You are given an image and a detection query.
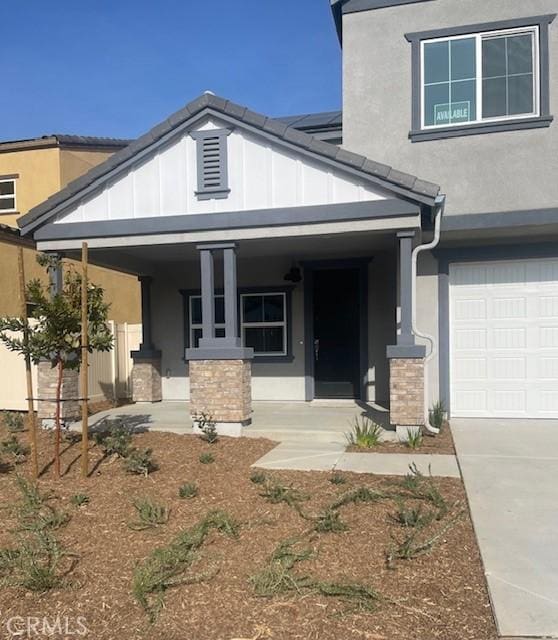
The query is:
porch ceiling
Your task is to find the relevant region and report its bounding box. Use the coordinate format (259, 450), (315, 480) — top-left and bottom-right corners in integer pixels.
(62, 228), (399, 276)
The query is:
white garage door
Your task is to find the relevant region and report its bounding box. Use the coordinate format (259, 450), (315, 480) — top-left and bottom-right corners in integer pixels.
(450, 258), (558, 418)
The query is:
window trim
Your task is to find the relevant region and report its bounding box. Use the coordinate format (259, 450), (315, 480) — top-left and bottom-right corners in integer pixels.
(180, 286), (294, 363)
(240, 292), (288, 357)
(0, 177), (17, 213)
(189, 293), (225, 348)
(406, 14), (555, 142)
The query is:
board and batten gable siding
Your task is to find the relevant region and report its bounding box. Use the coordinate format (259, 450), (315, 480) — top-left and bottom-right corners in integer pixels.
(53, 118), (386, 225)
(342, 0), (558, 216)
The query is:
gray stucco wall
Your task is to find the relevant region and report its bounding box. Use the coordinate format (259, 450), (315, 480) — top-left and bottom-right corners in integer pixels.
(149, 253), (397, 405)
(342, 0), (558, 216)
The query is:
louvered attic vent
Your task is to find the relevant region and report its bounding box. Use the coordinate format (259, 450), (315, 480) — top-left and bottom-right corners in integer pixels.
(191, 128), (232, 200)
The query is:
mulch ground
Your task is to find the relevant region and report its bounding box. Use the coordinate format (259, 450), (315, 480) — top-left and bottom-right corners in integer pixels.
(348, 423), (456, 455)
(0, 420), (495, 640)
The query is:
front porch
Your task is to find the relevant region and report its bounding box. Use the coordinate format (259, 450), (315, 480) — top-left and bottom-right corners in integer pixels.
(78, 399), (394, 445)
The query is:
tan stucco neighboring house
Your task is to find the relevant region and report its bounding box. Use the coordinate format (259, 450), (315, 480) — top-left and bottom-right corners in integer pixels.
(0, 134), (141, 322)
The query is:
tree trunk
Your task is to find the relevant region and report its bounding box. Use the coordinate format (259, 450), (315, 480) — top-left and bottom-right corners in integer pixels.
(54, 360), (63, 478)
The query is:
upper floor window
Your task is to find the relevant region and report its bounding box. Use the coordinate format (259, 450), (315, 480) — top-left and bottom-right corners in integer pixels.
(0, 178), (16, 212)
(406, 15), (555, 141)
(422, 27), (538, 129)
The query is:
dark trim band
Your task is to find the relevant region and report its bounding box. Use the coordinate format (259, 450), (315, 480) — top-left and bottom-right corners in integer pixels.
(34, 199), (420, 242)
(410, 116), (553, 142)
(442, 207), (558, 232)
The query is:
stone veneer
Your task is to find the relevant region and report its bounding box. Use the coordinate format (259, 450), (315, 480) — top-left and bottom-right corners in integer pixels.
(37, 361), (80, 425)
(189, 359), (252, 424)
(131, 358), (162, 403)
(389, 357), (425, 427)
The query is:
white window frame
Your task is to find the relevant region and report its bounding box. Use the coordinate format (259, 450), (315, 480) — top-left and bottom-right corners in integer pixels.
(240, 292), (287, 357)
(420, 25), (540, 130)
(189, 294), (225, 347)
(0, 178), (17, 212)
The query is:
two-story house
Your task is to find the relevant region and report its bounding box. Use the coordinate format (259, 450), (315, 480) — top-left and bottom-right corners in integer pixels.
(0, 134), (141, 323)
(15, 0), (557, 433)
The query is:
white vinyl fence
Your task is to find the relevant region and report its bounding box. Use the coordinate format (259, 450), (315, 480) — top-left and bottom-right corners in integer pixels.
(0, 323), (141, 411)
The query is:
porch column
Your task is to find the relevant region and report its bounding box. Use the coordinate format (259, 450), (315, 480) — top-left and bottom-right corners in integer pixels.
(37, 256), (80, 427)
(131, 275), (162, 403)
(387, 231), (426, 436)
(186, 242), (253, 436)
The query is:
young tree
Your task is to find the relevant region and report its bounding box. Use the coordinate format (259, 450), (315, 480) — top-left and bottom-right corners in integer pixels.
(0, 254), (113, 478)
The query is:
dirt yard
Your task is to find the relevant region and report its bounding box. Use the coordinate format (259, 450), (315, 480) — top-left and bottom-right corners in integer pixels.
(0, 418), (495, 640)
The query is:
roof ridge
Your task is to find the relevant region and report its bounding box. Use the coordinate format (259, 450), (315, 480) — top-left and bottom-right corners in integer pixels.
(18, 93), (440, 233)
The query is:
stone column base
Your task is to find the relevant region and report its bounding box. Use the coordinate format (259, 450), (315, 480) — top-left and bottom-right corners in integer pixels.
(37, 361), (80, 428)
(131, 356), (162, 403)
(189, 359), (252, 436)
(389, 357), (425, 429)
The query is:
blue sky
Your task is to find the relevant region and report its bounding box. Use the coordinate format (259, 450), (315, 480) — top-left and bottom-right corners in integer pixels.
(3, 0), (341, 141)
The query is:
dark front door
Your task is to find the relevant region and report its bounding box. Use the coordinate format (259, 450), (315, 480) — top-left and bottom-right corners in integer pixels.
(313, 268), (361, 399)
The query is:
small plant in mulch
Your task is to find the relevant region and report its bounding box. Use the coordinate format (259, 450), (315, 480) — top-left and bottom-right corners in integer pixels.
(251, 538), (379, 612)
(429, 401), (445, 432)
(329, 472), (346, 485)
(178, 482), (199, 499)
(70, 494), (90, 508)
(128, 497), (170, 531)
(260, 481), (309, 511)
(94, 422), (133, 458)
(405, 428), (423, 450)
(314, 509), (348, 534)
(199, 452), (215, 465)
(390, 500), (435, 529)
(330, 486), (387, 510)
(1, 435), (30, 464)
(250, 470), (267, 485)
(396, 464), (448, 520)
(132, 509), (240, 622)
(125, 448), (158, 476)
(345, 416), (383, 449)
(1, 411), (25, 433)
(195, 412), (219, 444)
(386, 511), (463, 569)
(0, 476), (76, 592)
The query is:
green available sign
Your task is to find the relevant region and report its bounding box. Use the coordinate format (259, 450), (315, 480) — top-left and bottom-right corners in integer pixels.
(434, 101), (471, 125)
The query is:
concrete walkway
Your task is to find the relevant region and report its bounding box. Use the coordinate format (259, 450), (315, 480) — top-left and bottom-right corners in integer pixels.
(452, 419), (558, 639)
(252, 441), (460, 478)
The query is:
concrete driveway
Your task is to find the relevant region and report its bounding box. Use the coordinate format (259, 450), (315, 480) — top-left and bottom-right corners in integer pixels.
(452, 419), (558, 639)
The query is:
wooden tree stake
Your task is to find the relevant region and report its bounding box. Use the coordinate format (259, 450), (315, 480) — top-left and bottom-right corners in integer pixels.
(80, 242), (89, 478)
(17, 247), (39, 479)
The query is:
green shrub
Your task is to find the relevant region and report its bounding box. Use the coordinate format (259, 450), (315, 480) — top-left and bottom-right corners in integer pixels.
(1, 435), (30, 463)
(329, 472), (347, 485)
(250, 470), (267, 485)
(405, 428), (423, 450)
(391, 501), (435, 529)
(314, 509), (348, 534)
(129, 497), (169, 531)
(94, 423), (132, 458)
(429, 401), (445, 431)
(178, 482), (199, 499)
(331, 486), (387, 510)
(345, 416), (383, 449)
(132, 510), (239, 621)
(70, 494), (90, 508)
(199, 452), (215, 465)
(2, 411), (25, 433)
(196, 412), (218, 444)
(124, 448), (158, 476)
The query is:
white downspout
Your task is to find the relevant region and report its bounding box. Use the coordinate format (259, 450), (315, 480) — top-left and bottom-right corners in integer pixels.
(411, 194), (446, 434)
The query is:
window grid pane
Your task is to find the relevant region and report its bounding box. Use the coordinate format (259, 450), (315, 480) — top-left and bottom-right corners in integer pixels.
(241, 293), (287, 356)
(422, 27), (538, 129)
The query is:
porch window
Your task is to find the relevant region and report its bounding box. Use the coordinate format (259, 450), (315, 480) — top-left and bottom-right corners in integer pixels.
(189, 294), (225, 348)
(241, 293), (287, 356)
(0, 178), (16, 212)
(422, 26), (538, 128)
